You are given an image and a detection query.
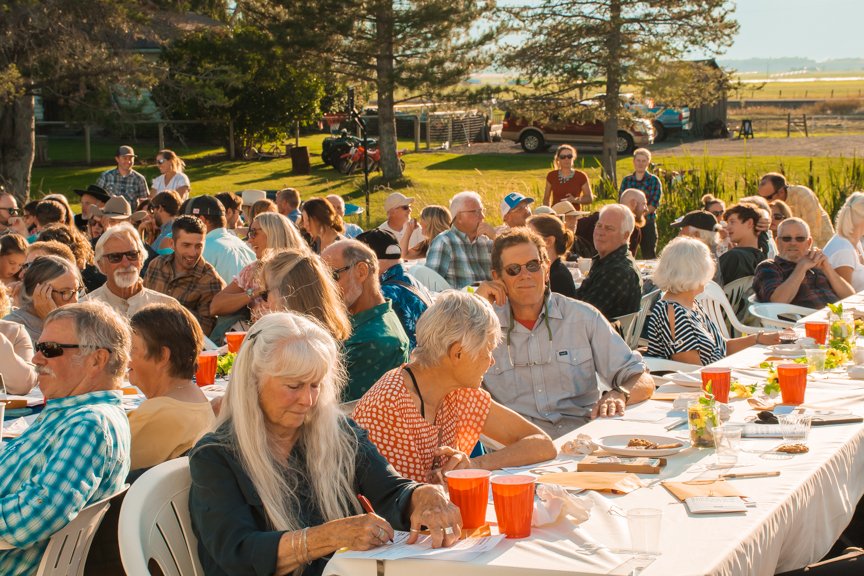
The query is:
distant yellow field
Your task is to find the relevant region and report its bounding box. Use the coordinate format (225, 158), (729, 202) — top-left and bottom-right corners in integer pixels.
(732, 73), (864, 100)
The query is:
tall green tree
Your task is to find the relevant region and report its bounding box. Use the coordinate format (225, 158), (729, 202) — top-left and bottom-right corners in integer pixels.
(503, 0), (738, 183)
(152, 27), (325, 153)
(335, 0), (496, 180)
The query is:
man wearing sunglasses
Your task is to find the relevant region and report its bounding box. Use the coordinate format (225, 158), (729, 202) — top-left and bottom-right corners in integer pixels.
(322, 240), (409, 401)
(0, 190), (29, 238)
(753, 217), (854, 309)
(757, 172), (834, 248)
(83, 223), (178, 317)
(0, 303), (130, 575)
(475, 228), (653, 439)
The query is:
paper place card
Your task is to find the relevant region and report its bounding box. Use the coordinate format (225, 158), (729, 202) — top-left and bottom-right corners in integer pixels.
(337, 531), (505, 562)
(684, 496), (748, 514)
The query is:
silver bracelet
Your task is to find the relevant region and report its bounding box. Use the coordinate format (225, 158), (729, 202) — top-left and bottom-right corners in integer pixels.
(301, 527), (310, 565)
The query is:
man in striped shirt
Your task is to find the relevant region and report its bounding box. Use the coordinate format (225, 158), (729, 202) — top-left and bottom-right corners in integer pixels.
(0, 303), (130, 575)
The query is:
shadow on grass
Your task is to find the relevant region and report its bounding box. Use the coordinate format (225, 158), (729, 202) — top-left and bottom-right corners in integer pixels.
(423, 153), (601, 172)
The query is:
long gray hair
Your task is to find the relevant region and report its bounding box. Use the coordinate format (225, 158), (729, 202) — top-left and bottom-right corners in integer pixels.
(214, 311), (361, 533)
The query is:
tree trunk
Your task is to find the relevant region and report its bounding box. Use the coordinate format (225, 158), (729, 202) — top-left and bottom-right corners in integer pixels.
(0, 93), (35, 204)
(375, 1), (402, 181)
(601, 0), (623, 187)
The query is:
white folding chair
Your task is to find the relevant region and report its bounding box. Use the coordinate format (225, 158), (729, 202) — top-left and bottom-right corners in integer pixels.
(614, 311), (639, 349)
(748, 302), (818, 329)
(696, 281), (762, 338)
(31, 486), (128, 576)
(406, 264), (452, 292)
(118, 457), (203, 576)
(722, 275), (755, 323)
(635, 289), (662, 348)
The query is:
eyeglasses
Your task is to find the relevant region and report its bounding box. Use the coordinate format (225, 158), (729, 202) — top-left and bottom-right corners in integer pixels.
(157, 158), (166, 165)
(0, 207), (20, 215)
(35, 342), (82, 358)
(398, 205), (411, 211)
(247, 227), (261, 239)
(778, 235), (808, 243)
(35, 341), (112, 358)
(558, 154), (573, 160)
(709, 210), (724, 217)
(103, 250), (140, 264)
(773, 213), (786, 221)
(504, 259), (542, 277)
(52, 286), (86, 302)
(332, 262), (362, 281)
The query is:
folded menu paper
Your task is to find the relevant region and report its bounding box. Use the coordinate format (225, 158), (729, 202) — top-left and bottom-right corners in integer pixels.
(537, 472), (644, 494)
(663, 480), (745, 501)
(684, 496), (748, 514)
(336, 531), (505, 562)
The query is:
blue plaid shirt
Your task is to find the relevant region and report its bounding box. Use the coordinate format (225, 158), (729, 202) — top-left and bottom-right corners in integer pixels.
(0, 390), (130, 576)
(620, 172), (663, 221)
(96, 168), (149, 209)
(425, 227), (493, 289)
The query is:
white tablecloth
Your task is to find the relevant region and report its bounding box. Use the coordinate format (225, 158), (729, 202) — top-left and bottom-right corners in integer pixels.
(325, 309), (864, 575)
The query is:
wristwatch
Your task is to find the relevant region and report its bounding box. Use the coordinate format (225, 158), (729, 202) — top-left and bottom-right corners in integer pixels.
(608, 384), (631, 401)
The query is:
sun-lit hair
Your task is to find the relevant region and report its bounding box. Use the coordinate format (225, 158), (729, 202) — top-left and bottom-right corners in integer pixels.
(253, 212), (307, 259)
(94, 222), (147, 264)
(19, 255), (82, 309)
(633, 147), (651, 162)
(834, 192), (864, 241)
(157, 149), (186, 174)
(491, 227), (550, 274)
(37, 224), (95, 269)
(652, 236), (715, 294)
(411, 291), (501, 370)
(528, 213), (574, 257)
(46, 301), (131, 380)
(449, 191), (483, 216)
(552, 144), (577, 170)
(600, 202), (636, 235)
(209, 312), (361, 534)
(778, 217), (810, 239)
(420, 205), (451, 241)
(263, 249), (352, 341)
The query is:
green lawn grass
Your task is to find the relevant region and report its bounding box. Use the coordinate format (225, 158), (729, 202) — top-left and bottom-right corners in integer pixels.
(30, 134), (864, 230)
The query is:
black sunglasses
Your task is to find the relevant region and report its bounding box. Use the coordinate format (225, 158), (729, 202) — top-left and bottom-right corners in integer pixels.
(504, 259), (542, 277)
(35, 342), (82, 358)
(778, 235), (808, 243)
(773, 214), (786, 221)
(332, 263), (354, 281)
(558, 154), (573, 160)
(103, 250), (140, 264)
(0, 207), (20, 215)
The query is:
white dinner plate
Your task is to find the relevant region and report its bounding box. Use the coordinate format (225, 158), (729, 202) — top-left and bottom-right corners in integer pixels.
(598, 434), (691, 457)
(767, 344), (805, 358)
(663, 371), (703, 388)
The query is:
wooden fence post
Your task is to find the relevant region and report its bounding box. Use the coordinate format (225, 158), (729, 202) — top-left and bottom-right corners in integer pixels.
(84, 124), (91, 165)
(158, 123), (165, 151)
(228, 119), (236, 160)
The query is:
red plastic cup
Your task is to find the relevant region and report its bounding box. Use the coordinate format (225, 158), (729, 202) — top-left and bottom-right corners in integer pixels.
(445, 469), (490, 530)
(491, 475), (535, 538)
(196, 351), (218, 386)
(804, 321), (829, 345)
(777, 364), (808, 405)
(700, 367), (732, 403)
(225, 331), (247, 354)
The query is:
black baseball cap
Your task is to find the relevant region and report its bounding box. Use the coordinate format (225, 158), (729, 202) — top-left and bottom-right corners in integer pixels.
(671, 210), (719, 232)
(356, 229), (402, 260)
(186, 195), (225, 217)
(73, 184), (111, 204)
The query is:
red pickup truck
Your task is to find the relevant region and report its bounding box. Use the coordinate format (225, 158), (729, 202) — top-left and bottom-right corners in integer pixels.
(501, 108), (654, 154)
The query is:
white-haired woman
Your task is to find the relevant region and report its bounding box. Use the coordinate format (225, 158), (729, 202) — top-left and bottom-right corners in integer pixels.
(353, 291), (556, 484)
(151, 149), (191, 201)
(189, 312), (462, 576)
(646, 237), (780, 365)
(210, 212), (306, 320)
(823, 191), (864, 291)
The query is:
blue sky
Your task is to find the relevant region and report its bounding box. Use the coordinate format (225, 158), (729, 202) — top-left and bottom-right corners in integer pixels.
(720, 0), (861, 61)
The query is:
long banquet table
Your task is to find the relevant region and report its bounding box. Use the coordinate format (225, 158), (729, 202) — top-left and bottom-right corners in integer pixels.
(324, 293), (864, 576)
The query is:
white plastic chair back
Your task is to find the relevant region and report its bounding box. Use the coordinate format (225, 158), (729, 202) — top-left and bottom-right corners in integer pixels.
(614, 312), (639, 349)
(696, 281), (761, 338)
(118, 457), (203, 576)
(748, 302), (818, 330)
(635, 289), (662, 348)
(722, 275), (755, 322)
(35, 486), (127, 576)
(407, 264), (452, 292)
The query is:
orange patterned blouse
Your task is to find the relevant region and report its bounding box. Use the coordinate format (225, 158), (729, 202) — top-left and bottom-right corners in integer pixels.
(352, 367), (492, 483)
